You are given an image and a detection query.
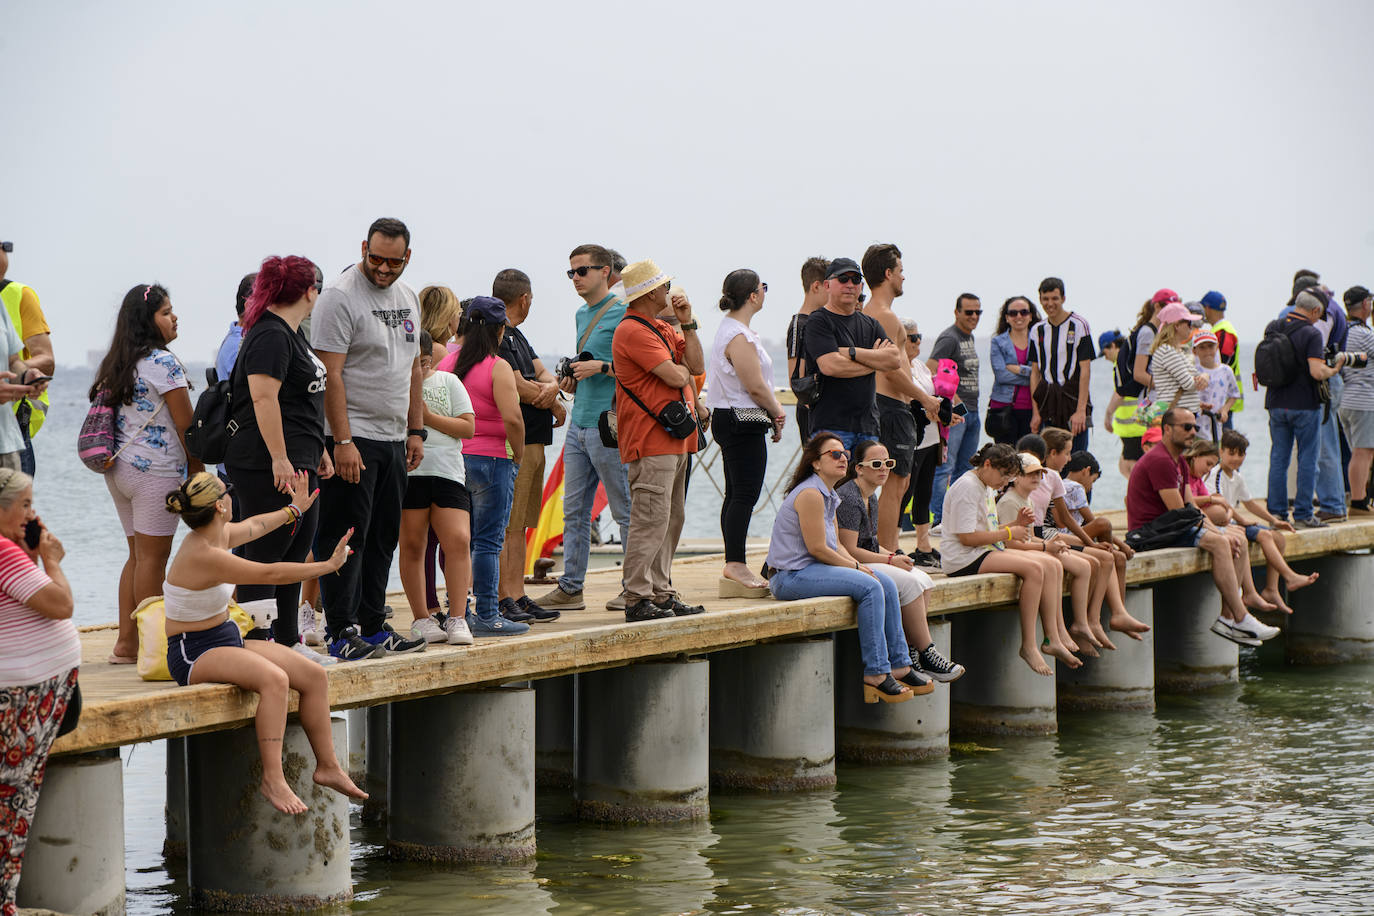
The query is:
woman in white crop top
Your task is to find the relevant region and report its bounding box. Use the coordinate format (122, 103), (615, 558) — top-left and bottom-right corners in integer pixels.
(163, 471), (362, 815)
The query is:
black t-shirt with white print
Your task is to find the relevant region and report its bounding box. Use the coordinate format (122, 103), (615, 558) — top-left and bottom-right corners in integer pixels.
(225, 311), (328, 470)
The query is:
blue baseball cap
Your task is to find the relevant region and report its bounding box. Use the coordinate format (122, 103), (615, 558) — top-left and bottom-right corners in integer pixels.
(1098, 329), (1124, 351)
(465, 295), (507, 325)
(1200, 290), (1227, 311)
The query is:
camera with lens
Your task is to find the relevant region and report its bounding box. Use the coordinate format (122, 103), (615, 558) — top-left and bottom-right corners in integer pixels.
(1327, 350), (1369, 369)
(557, 350), (596, 381)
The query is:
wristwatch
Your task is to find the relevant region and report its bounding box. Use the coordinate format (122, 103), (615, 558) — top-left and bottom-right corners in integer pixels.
(335, 438), (353, 447)
(849, 346), (857, 361)
(407, 428), (427, 441)
(680, 320), (699, 331)
(599, 361), (610, 375)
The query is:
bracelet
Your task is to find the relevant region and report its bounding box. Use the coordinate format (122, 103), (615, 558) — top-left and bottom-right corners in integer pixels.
(854, 560), (860, 570)
(887, 553), (895, 564)
(283, 504), (302, 536)
(1004, 525), (1012, 542)
(335, 438), (353, 447)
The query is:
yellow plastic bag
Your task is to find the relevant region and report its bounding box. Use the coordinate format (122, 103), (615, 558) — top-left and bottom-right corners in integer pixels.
(133, 596), (254, 682)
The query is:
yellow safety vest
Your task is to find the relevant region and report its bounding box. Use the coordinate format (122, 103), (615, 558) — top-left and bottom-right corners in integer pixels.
(0, 281), (50, 437)
(1112, 396), (1147, 438)
(1210, 317), (1243, 414)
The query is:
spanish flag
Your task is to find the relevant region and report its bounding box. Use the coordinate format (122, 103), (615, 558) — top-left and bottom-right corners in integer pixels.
(525, 446), (608, 575)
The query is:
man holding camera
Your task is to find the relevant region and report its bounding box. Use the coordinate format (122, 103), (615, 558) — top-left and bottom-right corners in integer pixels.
(537, 244), (632, 612)
(611, 259), (705, 622)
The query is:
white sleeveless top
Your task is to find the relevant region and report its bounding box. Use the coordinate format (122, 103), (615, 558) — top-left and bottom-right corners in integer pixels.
(162, 580), (234, 622)
(705, 316), (774, 410)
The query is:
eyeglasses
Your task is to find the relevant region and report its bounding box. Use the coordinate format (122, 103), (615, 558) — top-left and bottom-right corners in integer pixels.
(1007, 309), (1031, 317)
(833, 273), (863, 286)
(824, 449), (850, 461)
(961, 309), (983, 317)
(856, 458), (897, 470)
(907, 333), (922, 343)
(566, 265), (605, 279)
(366, 250), (407, 269)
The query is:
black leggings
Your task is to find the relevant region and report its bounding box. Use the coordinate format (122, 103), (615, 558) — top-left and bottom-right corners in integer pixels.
(904, 443), (940, 527)
(225, 464), (320, 644)
(712, 409), (768, 563)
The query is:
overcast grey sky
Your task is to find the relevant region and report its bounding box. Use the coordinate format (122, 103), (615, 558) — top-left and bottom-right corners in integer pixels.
(8, 0), (1373, 367)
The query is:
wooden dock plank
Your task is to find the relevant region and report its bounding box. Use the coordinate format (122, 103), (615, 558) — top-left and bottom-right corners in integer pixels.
(51, 519), (1374, 756)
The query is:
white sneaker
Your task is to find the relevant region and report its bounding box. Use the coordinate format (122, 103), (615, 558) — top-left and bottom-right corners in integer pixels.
(411, 616), (447, 644)
(930, 523), (943, 538)
(1232, 613), (1281, 643)
(299, 603), (322, 646)
(442, 614), (474, 646)
(292, 641), (337, 666)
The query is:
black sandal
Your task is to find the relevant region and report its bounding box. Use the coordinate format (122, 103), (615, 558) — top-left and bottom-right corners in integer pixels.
(863, 675), (913, 704)
(895, 667), (936, 696)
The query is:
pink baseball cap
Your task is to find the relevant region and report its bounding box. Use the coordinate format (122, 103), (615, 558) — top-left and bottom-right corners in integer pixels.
(1151, 288), (1182, 305)
(1155, 302), (1194, 325)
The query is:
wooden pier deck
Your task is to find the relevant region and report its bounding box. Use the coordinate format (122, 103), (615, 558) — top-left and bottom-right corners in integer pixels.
(54, 518), (1374, 756)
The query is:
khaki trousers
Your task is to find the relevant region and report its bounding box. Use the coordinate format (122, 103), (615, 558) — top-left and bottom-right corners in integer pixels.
(623, 452), (689, 602)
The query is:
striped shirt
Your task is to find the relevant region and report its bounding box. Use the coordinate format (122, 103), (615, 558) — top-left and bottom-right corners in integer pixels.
(1029, 312), (1095, 388)
(0, 538), (79, 686)
(1149, 345), (1202, 413)
(1342, 323), (1374, 411)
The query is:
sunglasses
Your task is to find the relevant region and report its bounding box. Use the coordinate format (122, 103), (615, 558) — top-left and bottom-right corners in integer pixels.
(856, 458), (897, 470)
(824, 449), (851, 461)
(758, 282), (769, 293)
(566, 265), (605, 279)
(1007, 309), (1031, 317)
(907, 333), (922, 343)
(833, 273), (863, 286)
(0, 242), (11, 253)
(1170, 422), (1199, 432)
(366, 250), (407, 269)
(961, 309), (983, 317)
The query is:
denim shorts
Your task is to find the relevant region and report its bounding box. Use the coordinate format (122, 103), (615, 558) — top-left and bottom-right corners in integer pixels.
(1243, 524), (1270, 542)
(167, 619), (243, 686)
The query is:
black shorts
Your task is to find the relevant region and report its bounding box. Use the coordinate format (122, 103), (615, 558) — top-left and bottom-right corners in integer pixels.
(877, 394), (917, 477)
(1121, 436), (1144, 460)
(947, 552), (991, 577)
(167, 619), (243, 687)
(403, 475), (472, 512)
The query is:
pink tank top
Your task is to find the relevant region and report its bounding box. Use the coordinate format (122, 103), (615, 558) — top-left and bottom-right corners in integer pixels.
(460, 355), (509, 459)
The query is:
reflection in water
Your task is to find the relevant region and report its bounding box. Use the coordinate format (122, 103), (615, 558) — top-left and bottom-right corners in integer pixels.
(704, 790), (845, 913)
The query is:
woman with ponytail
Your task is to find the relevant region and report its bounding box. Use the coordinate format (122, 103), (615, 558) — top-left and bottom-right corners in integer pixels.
(223, 256), (336, 663)
(92, 283), (199, 663)
(705, 269), (786, 597)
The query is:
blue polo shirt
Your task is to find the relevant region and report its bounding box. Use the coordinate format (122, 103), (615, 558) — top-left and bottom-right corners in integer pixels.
(570, 293), (626, 428)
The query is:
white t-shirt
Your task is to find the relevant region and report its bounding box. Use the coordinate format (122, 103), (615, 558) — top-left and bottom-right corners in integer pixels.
(940, 470), (1001, 574)
(116, 348), (189, 477)
(1205, 464), (1252, 506)
(411, 371), (474, 484)
(1030, 470), (1067, 527)
(1062, 479), (1090, 526)
(911, 359), (940, 450)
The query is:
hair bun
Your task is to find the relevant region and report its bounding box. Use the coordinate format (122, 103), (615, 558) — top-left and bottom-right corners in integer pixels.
(718, 295), (734, 312)
(165, 490), (185, 513)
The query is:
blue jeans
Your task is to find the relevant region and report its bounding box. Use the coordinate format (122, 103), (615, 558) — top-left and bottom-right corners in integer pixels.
(1267, 407), (1322, 521)
(558, 422), (631, 594)
(812, 429), (877, 453)
(930, 410), (980, 524)
(769, 564), (910, 677)
(466, 455), (516, 620)
(1317, 374), (1345, 514)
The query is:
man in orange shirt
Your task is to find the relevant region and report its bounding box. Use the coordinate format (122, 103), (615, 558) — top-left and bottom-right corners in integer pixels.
(612, 259), (706, 622)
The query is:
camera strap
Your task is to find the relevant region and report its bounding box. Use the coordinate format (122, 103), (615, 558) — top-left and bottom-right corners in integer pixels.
(576, 295), (621, 354)
(614, 314), (694, 433)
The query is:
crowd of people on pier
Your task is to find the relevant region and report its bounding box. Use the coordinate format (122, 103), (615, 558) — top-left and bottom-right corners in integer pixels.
(1, 220), (1373, 897)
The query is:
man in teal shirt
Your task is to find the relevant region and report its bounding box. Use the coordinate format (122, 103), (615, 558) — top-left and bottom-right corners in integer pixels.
(537, 243), (632, 611)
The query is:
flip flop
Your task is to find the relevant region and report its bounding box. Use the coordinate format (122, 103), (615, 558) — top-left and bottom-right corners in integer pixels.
(107, 654), (137, 665)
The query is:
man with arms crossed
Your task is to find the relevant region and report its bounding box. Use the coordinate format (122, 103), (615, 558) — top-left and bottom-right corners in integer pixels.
(313, 217), (427, 660)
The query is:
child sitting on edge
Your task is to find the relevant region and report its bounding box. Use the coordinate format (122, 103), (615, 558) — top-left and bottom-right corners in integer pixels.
(1187, 438), (1282, 613)
(1061, 451), (1135, 559)
(1192, 328), (1240, 443)
(1205, 430), (1320, 614)
(1018, 430), (1149, 642)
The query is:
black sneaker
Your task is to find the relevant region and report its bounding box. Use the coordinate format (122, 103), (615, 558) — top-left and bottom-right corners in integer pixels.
(655, 595), (705, 617)
(361, 623), (427, 655)
(625, 598), (675, 622)
(912, 550), (942, 570)
(499, 597), (534, 623)
(515, 595), (561, 622)
(328, 625), (385, 662)
(915, 644), (966, 683)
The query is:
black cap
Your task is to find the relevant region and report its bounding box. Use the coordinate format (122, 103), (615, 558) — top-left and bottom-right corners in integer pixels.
(825, 257), (861, 280)
(466, 295), (507, 325)
(1344, 285), (1371, 309)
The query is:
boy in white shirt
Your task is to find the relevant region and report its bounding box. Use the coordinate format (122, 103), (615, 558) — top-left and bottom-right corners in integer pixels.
(1205, 430), (1318, 614)
(1193, 328), (1240, 442)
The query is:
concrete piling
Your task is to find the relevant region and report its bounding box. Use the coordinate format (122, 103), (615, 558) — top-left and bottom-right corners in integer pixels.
(709, 638), (836, 790)
(17, 750), (126, 916)
(575, 659), (709, 823)
(951, 610), (1058, 735)
(388, 687), (536, 863)
(1153, 573), (1238, 691)
(534, 675), (576, 788)
(186, 717), (352, 911)
(164, 736), (188, 860)
(1285, 552), (1374, 664)
(1058, 588), (1156, 711)
(362, 704), (389, 822)
(835, 620), (953, 761)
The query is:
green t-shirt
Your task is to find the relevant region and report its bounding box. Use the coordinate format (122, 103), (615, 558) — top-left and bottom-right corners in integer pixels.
(570, 293), (626, 428)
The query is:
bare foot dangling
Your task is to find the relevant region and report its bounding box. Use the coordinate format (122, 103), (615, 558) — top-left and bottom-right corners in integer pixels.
(314, 765), (369, 801)
(1068, 624), (1102, 657)
(1019, 645), (1054, 676)
(1043, 641), (1084, 669)
(1109, 612), (1150, 640)
(1088, 621), (1118, 651)
(1285, 571), (1319, 593)
(260, 779), (308, 815)
(1243, 593), (1278, 612)
(1260, 587), (1294, 615)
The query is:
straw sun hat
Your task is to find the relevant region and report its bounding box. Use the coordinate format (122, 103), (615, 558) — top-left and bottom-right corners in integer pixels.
(621, 259), (673, 302)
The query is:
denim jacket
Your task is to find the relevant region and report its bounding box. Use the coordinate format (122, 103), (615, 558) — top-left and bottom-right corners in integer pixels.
(989, 331), (1031, 405)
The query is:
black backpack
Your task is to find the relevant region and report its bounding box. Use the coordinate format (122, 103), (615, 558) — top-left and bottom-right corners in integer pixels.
(1114, 325), (1146, 397)
(1254, 319), (1302, 388)
(185, 367), (237, 463)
